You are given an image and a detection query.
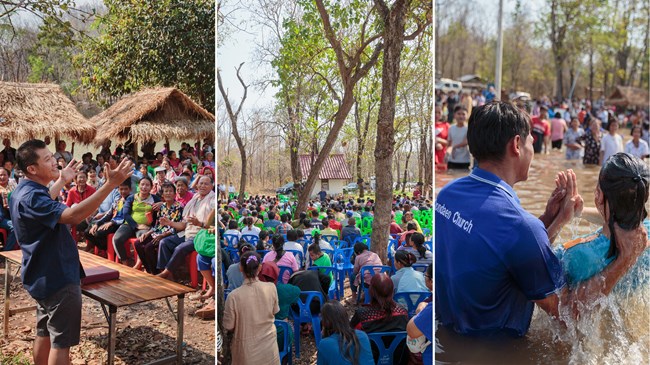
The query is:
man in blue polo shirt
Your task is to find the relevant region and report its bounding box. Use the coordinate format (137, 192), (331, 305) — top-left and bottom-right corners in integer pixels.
(10, 140), (133, 365)
(435, 102), (648, 362)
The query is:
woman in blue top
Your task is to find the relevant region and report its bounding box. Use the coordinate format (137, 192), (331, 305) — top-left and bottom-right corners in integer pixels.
(391, 250), (428, 294)
(555, 153), (650, 292)
(317, 301), (374, 365)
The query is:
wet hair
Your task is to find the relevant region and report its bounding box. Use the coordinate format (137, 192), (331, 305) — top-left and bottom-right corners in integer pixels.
(410, 232), (427, 258)
(272, 234), (286, 262)
(16, 139), (47, 173)
(321, 301), (361, 365)
(394, 250), (417, 267)
(368, 273), (395, 319)
(467, 101), (531, 163)
(599, 153), (650, 258)
(239, 251), (262, 279)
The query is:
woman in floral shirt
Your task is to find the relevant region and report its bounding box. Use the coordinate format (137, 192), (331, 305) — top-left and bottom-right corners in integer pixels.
(134, 182), (183, 273)
(582, 118), (602, 165)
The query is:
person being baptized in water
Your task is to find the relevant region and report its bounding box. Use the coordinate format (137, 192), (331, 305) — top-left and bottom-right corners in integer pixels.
(555, 152), (650, 293)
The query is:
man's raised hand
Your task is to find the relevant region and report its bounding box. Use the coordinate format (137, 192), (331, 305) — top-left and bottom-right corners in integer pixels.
(104, 158), (134, 187)
(60, 159), (82, 184)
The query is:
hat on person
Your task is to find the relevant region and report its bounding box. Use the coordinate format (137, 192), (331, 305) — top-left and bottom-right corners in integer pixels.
(258, 261), (279, 283)
(154, 166), (166, 173)
(346, 211), (353, 217)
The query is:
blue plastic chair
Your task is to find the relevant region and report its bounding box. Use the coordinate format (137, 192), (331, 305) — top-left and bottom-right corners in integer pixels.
(241, 234), (259, 246)
(278, 265), (294, 284)
(341, 234), (360, 248)
(224, 247), (240, 263)
(424, 240), (432, 252)
(223, 234), (239, 248)
(393, 291), (431, 318)
(387, 239), (399, 271)
(224, 288), (232, 302)
(286, 249), (304, 268)
(423, 227), (431, 237)
(332, 248), (355, 299)
(354, 235), (371, 249)
(358, 265), (392, 304)
(412, 264), (428, 273)
(290, 291), (324, 359)
(321, 235), (338, 245)
(221, 261), (229, 287)
(275, 320), (292, 365)
(303, 234), (313, 244)
(257, 250), (270, 258)
(307, 266), (338, 300)
(366, 331), (408, 365)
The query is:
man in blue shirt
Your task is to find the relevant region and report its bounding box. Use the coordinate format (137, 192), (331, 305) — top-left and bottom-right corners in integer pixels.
(435, 102), (648, 362)
(10, 140), (133, 365)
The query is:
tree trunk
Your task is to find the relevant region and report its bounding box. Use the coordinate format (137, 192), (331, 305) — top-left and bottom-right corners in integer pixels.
(371, 0), (414, 264)
(401, 137), (412, 194)
(217, 66), (248, 204)
(554, 57), (564, 101)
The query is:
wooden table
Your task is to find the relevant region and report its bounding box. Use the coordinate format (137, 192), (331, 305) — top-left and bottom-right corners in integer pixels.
(1, 250), (195, 365)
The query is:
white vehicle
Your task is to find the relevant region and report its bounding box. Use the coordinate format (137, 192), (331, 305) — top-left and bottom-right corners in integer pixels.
(435, 78), (463, 93)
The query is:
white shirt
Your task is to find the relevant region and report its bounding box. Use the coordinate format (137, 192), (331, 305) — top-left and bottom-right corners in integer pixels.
(448, 124), (470, 163)
(241, 225), (261, 237)
(600, 133), (623, 165)
(625, 139), (649, 159)
(283, 241), (303, 252)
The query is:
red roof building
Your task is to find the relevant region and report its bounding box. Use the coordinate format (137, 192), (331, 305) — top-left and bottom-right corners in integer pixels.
(299, 154), (352, 197)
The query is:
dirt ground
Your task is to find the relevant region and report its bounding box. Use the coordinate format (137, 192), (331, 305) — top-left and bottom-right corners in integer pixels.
(0, 257), (215, 365)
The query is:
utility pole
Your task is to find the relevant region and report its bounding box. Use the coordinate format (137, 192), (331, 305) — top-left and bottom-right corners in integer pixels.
(495, 0), (504, 100)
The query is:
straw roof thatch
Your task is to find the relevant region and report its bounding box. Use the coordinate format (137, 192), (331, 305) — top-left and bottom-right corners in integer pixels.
(92, 87), (214, 146)
(606, 86), (649, 108)
(0, 82), (96, 143)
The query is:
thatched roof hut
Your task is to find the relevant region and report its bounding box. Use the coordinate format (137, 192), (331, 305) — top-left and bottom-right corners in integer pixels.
(0, 82), (96, 143)
(606, 86), (649, 108)
(92, 87), (214, 146)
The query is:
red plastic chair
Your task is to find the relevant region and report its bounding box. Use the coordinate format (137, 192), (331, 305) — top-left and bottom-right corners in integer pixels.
(106, 233), (139, 265)
(0, 228), (7, 247)
(186, 251), (199, 288)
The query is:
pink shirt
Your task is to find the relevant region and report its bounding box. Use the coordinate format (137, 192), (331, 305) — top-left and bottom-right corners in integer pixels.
(262, 251), (299, 283)
(175, 191), (194, 207)
(550, 118), (567, 141)
(353, 250), (383, 286)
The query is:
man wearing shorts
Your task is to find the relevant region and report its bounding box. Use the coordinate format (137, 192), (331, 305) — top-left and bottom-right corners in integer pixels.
(10, 140), (133, 365)
(435, 102), (647, 362)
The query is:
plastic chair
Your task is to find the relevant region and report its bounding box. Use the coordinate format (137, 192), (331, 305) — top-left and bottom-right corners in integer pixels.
(286, 249), (304, 268)
(275, 320), (293, 365)
(393, 291), (431, 318)
(106, 234), (139, 264)
(225, 247), (240, 264)
(221, 261), (229, 287)
(257, 250), (270, 258)
(321, 235), (338, 245)
(357, 265), (392, 304)
(278, 265), (294, 284)
(303, 234), (313, 244)
(424, 240), (433, 252)
(290, 291), (324, 359)
(222, 234), (239, 248)
(332, 248), (355, 299)
(412, 264), (428, 273)
(307, 266), (338, 300)
(353, 235), (371, 249)
(366, 331), (408, 365)
(241, 234), (259, 246)
(185, 251), (199, 288)
(224, 288), (232, 301)
(361, 217), (373, 235)
(341, 234), (359, 249)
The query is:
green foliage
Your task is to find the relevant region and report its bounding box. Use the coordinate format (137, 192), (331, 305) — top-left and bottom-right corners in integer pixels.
(76, 0), (215, 112)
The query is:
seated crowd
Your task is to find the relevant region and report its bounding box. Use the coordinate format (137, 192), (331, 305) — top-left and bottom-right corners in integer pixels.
(220, 193), (433, 364)
(0, 138), (218, 318)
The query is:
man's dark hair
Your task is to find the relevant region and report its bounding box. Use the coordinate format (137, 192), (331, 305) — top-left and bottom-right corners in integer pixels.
(287, 229), (298, 242)
(16, 139), (47, 173)
(467, 101), (531, 163)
